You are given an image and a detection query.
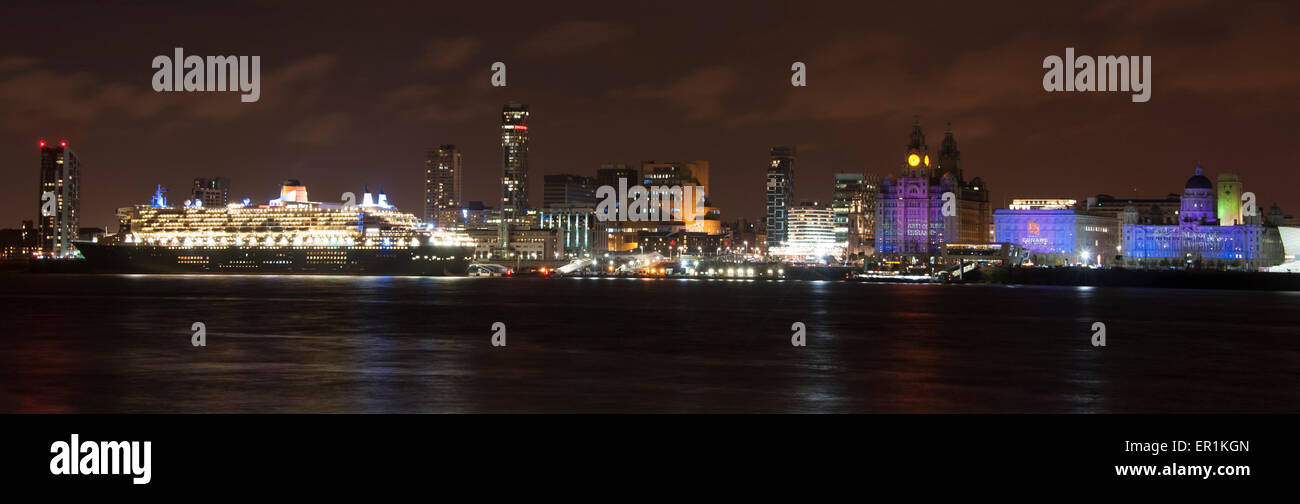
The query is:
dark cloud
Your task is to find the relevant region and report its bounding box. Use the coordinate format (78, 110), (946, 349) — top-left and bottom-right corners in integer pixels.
(523, 20), (621, 54)
(285, 112), (349, 145)
(0, 52), (338, 134)
(0, 1), (1297, 229)
(610, 66), (740, 120)
(0, 56), (37, 72)
(422, 37), (481, 70)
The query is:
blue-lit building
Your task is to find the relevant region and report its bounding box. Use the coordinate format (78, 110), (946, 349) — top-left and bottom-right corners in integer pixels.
(993, 199), (1118, 265)
(1120, 166), (1283, 269)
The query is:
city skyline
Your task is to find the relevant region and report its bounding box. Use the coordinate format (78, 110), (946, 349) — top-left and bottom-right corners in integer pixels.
(2, 2), (1299, 231)
(4, 3), (1299, 489)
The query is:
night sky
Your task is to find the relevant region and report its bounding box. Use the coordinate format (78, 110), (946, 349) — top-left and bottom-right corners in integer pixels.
(2, 1), (1298, 229)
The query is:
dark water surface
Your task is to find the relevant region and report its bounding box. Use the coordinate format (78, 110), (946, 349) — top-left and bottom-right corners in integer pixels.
(1, 273), (1297, 413)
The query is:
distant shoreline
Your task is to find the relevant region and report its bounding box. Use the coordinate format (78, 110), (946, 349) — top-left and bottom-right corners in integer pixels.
(11, 261), (1300, 292)
(982, 267), (1300, 292)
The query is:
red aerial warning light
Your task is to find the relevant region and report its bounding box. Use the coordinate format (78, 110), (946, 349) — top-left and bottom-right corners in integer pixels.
(38, 140), (45, 148)
(59, 140), (67, 148)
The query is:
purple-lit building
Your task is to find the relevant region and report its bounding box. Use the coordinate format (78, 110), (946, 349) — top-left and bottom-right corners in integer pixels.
(1120, 166), (1283, 269)
(876, 119), (991, 258)
(994, 201), (1118, 265)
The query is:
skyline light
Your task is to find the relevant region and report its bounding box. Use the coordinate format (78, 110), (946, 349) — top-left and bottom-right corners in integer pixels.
(2, 3), (1297, 231)
(3, 3), (1298, 487)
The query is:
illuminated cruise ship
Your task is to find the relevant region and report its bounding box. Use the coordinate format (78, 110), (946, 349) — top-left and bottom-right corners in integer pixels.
(77, 181), (475, 275)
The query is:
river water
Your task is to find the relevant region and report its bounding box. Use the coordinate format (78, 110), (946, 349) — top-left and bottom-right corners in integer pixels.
(1, 273), (1296, 413)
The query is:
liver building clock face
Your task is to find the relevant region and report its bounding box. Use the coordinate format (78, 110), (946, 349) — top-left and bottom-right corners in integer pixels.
(908, 154), (920, 167)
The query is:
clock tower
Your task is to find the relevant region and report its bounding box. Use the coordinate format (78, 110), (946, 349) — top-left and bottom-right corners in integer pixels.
(904, 115), (931, 177)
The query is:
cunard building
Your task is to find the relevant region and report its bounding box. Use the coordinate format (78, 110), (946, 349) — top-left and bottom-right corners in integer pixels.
(875, 118), (991, 258)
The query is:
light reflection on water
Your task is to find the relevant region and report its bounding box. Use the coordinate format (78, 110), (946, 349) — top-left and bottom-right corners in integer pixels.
(0, 273), (1296, 413)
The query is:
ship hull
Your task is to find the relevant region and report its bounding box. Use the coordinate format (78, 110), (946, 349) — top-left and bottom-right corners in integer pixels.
(76, 242), (472, 276)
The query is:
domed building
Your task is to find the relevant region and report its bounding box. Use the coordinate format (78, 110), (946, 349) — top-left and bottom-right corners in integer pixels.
(1179, 165), (1217, 227)
(1120, 165), (1283, 269)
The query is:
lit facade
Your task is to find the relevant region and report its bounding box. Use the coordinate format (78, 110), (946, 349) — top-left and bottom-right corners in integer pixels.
(765, 146), (795, 249)
(832, 173), (861, 247)
(832, 172), (879, 256)
(1216, 172), (1243, 226)
(538, 207), (601, 255)
(501, 103), (530, 223)
(1008, 198), (1076, 210)
(876, 119), (990, 257)
(1122, 224), (1279, 268)
(460, 201), (496, 226)
(641, 160), (720, 234)
(594, 164), (637, 251)
(543, 174), (596, 208)
(38, 141), (80, 258)
(466, 227), (563, 261)
(191, 177), (229, 208)
(636, 230), (726, 257)
(1120, 166), (1283, 269)
(0, 221), (39, 261)
(994, 208), (1119, 265)
(596, 163), (638, 190)
(772, 202), (838, 258)
(1088, 193), (1181, 225)
(425, 144), (463, 227)
(598, 161), (723, 252)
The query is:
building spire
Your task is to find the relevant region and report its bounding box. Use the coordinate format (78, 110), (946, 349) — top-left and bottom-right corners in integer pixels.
(938, 122), (961, 182)
(906, 115), (927, 152)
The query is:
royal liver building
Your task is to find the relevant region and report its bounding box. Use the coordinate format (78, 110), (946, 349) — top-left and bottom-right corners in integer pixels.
(876, 118), (991, 257)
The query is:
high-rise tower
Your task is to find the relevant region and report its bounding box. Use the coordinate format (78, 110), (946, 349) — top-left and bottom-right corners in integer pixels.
(543, 174), (596, 208)
(38, 140), (80, 258)
(501, 102), (530, 223)
(191, 177), (229, 208)
(766, 146), (796, 249)
(832, 173), (864, 247)
(425, 144), (463, 226)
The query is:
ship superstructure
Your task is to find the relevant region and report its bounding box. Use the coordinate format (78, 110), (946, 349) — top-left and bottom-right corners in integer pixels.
(78, 182), (474, 275)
